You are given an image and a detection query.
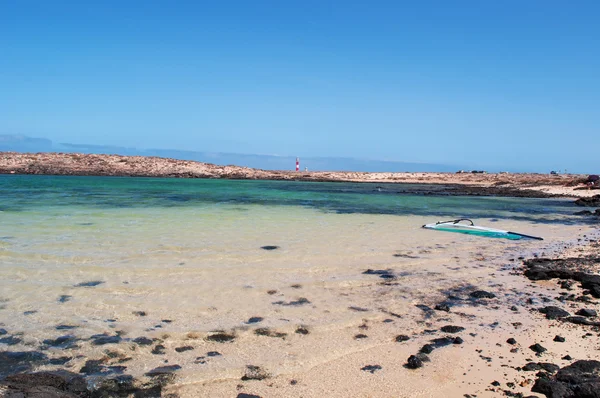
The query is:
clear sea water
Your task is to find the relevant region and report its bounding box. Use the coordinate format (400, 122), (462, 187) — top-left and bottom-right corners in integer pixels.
(0, 175), (594, 389)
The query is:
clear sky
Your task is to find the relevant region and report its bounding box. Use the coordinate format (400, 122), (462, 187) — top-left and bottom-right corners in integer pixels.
(1, 1), (598, 172)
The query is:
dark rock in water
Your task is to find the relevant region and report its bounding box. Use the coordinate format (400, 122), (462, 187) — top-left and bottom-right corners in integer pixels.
(242, 365), (270, 381)
(470, 290), (496, 299)
(0, 335), (22, 345)
(272, 297), (311, 306)
(574, 210), (593, 215)
(441, 325), (465, 333)
(145, 365), (181, 377)
(532, 360), (600, 398)
(415, 304), (433, 312)
(363, 269), (395, 280)
(0, 351), (48, 376)
(175, 345), (194, 352)
(207, 351), (222, 357)
(530, 343), (547, 354)
(237, 394), (262, 398)
(295, 326), (310, 335)
(1, 370), (88, 397)
(132, 310), (147, 316)
(206, 332), (236, 342)
(406, 355), (424, 369)
(91, 334), (122, 345)
(507, 338), (517, 345)
(420, 344), (434, 354)
(152, 344), (166, 355)
(435, 303), (450, 312)
(349, 306), (369, 312)
(254, 328), (287, 338)
(565, 316), (600, 326)
(49, 356), (72, 365)
(58, 295), (72, 303)
(539, 306), (571, 319)
(246, 316), (264, 324)
(133, 336), (154, 346)
(74, 280), (104, 287)
(56, 324), (77, 330)
(261, 245), (279, 250)
(576, 308), (597, 317)
(395, 335), (410, 342)
(554, 335), (566, 343)
(361, 365), (382, 373)
(80, 359), (104, 375)
(574, 195), (600, 207)
(43, 335), (78, 348)
(0, 328), (7, 335)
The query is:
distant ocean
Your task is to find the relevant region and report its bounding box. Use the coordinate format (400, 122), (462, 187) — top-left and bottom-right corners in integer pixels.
(0, 175), (589, 385)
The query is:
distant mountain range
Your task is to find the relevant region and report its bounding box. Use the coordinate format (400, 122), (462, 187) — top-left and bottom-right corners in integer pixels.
(0, 134), (461, 172)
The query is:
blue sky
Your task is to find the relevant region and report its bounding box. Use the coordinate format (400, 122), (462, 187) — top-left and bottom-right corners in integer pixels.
(1, 1), (598, 172)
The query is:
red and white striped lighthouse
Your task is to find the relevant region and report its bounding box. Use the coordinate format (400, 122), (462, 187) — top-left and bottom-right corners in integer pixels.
(295, 157), (300, 171)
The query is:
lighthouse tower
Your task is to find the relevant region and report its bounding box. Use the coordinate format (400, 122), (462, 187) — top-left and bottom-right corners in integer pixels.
(295, 157), (300, 171)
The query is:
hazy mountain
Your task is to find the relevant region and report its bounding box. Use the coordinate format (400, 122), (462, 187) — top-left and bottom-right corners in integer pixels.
(0, 134), (461, 172)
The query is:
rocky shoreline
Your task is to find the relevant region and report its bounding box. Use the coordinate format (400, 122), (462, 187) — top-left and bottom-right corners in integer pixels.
(0, 152), (593, 198)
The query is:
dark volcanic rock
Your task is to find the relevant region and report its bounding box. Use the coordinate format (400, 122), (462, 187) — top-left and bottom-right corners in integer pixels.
(0, 351), (48, 376)
(295, 326), (310, 335)
(42, 335), (78, 348)
(522, 362), (560, 373)
(175, 345), (194, 352)
(576, 309), (598, 318)
(507, 338), (517, 345)
(361, 365), (382, 373)
(0, 370), (88, 397)
(530, 343), (547, 354)
(362, 269), (395, 280)
(261, 245), (279, 250)
(151, 344), (166, 355)
(406, 355), (423, 369)
(242, 365), (270, 381)
(420, 344), (434, 354)
(441, 325), (465, 333)
(435, 303), (450, 312)
(90, 334), (122, 345)
(539, 306), (571, 320)
(237, 394), (262, 398)
(532, 360), (600, 398)
(395, 335), (410, 342)
(206, 332), (236, 342)
(524, 256), (600, 299)
(272, 297), (311, 306)
(80, 359), (104, 375)
(132, 336), (154, 346)
(565, 316), (600, 326)
(145, 365), (181, 376)
(246, 316), (264, 324)
(574, 195), (600, 207)
(554, 335), (566, 342)
(74, 280), (104, 287)
(470, 290), (496, 299)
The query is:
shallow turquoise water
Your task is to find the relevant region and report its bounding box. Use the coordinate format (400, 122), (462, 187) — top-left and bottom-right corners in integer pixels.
(0, 175), (580, 223)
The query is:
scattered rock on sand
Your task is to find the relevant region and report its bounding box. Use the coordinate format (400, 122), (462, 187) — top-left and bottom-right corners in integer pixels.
(539, 306), (571, 320)
(470, 290), (496, 299)
(361, 365), (382, 373)
(575, 308), (597, 317)
(242, 365), (270, 381)
(406, 355), (424, 369)
(530, 343), (547, 354)
(441, 325), (465, 333)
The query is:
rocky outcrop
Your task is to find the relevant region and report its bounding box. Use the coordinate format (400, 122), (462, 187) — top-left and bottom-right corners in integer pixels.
(532, 360), (600, 398)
